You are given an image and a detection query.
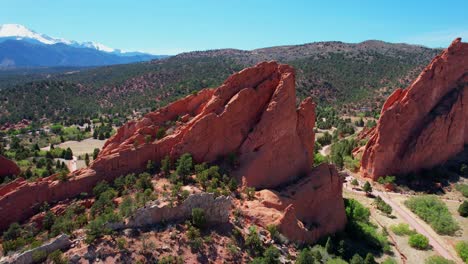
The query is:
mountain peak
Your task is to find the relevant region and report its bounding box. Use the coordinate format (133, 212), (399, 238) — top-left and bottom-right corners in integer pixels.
(0, 23), (58, 45)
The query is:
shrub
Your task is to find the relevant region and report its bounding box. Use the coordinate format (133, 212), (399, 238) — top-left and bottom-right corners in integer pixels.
(161, 155), (171, 175)
(186, 225), (203, 251)
(156, 128), (166, 140)
(390, 223), (416, 236)
(136, 172), (153, 191)
(425, 256), (455, 264)
(117, 238), (127, 251)
(92, 181), (110, 197)
(381, 258), (397, 264)
(119, 196), (136, 217)
(245, 187), (256, 200)
(159, 255), (184, 264)
(363, 181), (372, 193)
(296, 248), (315, 264)
(408, 233), (429, 250)
(458, 201), (468, 217)
(350, 254), (364, 264)
(456, 184), (468, 198)
(455, 241), (468, 263)
(405, 195), (459, 235)
(3, 222), (22, 241)
(317, 132), (332, 146)
(176, 153), (193, 177)
(47, 250), (68, 264)
(364, 253), (377, 264)
(32, 250), (47, 263)
(85, 216), (110, 244)
(251, 245), (280, 264)
(246, 226), (264, 256)
(191, 208), (206, 228)
(266, 224), (280, 242)
(351, 179), (359, 186)
(375, 196), (392, 215)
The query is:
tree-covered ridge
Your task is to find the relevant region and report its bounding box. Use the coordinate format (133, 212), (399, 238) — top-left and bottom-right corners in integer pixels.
(0, 40), (440, 125)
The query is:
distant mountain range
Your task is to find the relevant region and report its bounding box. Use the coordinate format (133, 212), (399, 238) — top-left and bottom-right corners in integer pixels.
(0, 24), (167, 68)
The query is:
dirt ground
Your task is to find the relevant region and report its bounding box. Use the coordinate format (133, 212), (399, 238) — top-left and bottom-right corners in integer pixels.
(42, 138), (106, 157)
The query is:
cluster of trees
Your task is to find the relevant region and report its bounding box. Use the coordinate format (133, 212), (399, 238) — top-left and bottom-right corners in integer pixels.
(404, 196), (459, 235)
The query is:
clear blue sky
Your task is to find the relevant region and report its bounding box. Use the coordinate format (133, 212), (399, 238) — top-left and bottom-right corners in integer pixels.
(1, 0), (467, 54)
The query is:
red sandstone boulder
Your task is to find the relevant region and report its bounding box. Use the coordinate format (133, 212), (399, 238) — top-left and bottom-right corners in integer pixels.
(361, 38), (468, 180)
(0, 155), (20, 179)
(241, 163), (346, 243)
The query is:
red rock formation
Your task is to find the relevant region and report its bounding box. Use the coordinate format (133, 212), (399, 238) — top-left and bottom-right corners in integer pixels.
(241, 163), (346, 243)
(0, 62), (345, 240)
(361, 38), (468, 179)
(0, 155), (20, 179)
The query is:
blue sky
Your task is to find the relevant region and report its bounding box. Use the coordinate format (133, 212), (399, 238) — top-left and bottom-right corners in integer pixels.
(1, 0), (467, 54)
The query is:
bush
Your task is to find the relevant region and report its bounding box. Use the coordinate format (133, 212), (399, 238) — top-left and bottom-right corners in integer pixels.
(405, 195), (459, 235)
(344, 199), (390, 252)
(408, 233), (429, 250)
(156, 127), (166, 140)
(191, 208), (206, 228)
(3, 222), (22, 241)
(161, 155), (171, 175)
(317, 132), (332, 146)
(363, 181), (372, 193)
(176, 153), (193, 178)
(119, 196), (136, 217)
(351, 179), (359, 186)
(458, 201), (468, 217)
(296, 248), (316, 264)
(246, 226), (264, 256)
(136, 172), (153, 191)
(47, 250), (68, 264)
(455, 241), (468, 263)
(456, 184), (468, 198)
(425, 256), (455, 264)
(375, 196), (392, 215)
(390, 223), (416, 236)
(245, 187), (256, 200)
(32, 250), (47, 263)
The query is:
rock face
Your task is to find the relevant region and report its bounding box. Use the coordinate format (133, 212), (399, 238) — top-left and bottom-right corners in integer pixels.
(110, 193), (232, 229)
(0, 155), (20, 179)
(1, 234), (71, 264)
(361, 38), (468, 179)
(0, 61), (345, 243)
(242, 163), (346, 243)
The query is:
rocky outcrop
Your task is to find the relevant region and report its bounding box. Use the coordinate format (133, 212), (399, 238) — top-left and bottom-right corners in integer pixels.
(0, 61), (318, 231)
(361, 38), (468, 179)
(1, 234), (71, 264)
(0, 62), (346, 244)
(110, 193), (231, 229)
(0, 155), (20, 179)
(242, 163), (346, 243)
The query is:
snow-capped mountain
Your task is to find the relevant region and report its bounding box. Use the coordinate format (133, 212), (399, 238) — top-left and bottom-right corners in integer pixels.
(0, 24), (168, 68)
(0, 24), (135, 54)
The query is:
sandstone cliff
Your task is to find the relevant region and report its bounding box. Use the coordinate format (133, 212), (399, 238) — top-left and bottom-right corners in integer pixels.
(242, 163), (346, 243)
(0, 62), (345, 242)
(0, 155), (20, 179)
(360, 38), (468, 179)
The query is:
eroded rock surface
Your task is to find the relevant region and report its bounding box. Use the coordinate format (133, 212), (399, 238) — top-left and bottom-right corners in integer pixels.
(361, 38), (468, 179)
(110, 193), (231, 229)
(1, 234), (71, 264)
(242, 163), (346, 243)
(0, 62), (345, 244)
(0, 155), (20, 179)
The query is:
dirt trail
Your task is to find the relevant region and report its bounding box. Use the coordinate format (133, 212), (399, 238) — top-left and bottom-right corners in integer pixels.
(343, 176), (460, 262)
(376, 191), (457, 262)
